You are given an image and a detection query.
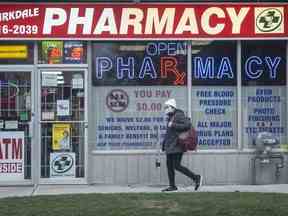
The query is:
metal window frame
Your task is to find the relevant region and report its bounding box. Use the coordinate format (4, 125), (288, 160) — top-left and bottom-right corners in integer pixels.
(36, 65), (88, 184)
(237, 41), (242, 151)
(91, 40), (242, 154)
(0, 65), (35, 186)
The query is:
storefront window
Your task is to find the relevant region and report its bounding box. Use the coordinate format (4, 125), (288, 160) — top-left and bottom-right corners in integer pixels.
(38, 41), (87, 64)
(40, 70), (85, 178)
(92, 42), (187, 150)
(0, 42), (34, 64)
(40, 71), (85, 121)
(0, 72), (31, 180)
(241, 41), (287, 148)
(191, 41), (238, 149)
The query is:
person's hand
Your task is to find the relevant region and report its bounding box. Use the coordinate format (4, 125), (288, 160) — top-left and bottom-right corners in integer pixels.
(168, 121), (173, 127)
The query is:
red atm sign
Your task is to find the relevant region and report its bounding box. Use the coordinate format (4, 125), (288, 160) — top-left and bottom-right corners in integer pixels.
(0, 3), (287, 40)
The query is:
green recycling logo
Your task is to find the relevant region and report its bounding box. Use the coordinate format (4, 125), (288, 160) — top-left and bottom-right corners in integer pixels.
(255, 8), (283, 33)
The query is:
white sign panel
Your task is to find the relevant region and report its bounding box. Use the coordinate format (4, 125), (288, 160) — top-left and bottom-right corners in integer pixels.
(191, 87), (238, 149)
(94, 86), (187, 150)
(4, 121), (18, 130)
(72, 74), (84, 89)
(0, 131), (25, 181)
(42, 73), (58, 87)
(72, 78), (84, 89)
(50, 152), (75, 178)
(42, 111), (55, 120)
(57, 100), (70, 116)
(242, 87), (286, 147)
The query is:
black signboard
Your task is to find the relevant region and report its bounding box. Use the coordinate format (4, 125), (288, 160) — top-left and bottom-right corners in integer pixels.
(242, 41), (286, 86)
(191, 41), (237, 86)
(92, 42), (187, 86)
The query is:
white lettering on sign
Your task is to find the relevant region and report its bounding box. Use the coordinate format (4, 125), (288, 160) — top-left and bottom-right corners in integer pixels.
(120, 8), (144, 34)
(94, 8), (117, 34)
(175, 8), (198, 34)
(68, 8), (94, 34)
(0, 8), (39, 22)
(43, 8), (67, 34)
(42, 6), (252, 36)
(227, 7), (250, 34)
(145, 8), (175, 34)
(201, 7), (225, 35)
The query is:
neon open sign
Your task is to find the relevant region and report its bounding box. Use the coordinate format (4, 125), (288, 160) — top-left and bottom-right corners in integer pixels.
(92, 42), (284, 86)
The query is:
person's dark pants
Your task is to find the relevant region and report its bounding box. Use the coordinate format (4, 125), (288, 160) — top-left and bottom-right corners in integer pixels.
(166, 152), (197, 187)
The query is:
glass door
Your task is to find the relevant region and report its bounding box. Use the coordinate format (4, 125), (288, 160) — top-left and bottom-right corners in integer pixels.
(39, 69), (87, 183)
(0, 70), (33, 183)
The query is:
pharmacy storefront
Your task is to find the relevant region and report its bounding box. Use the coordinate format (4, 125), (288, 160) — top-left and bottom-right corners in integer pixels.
(0, 2), (288, 185)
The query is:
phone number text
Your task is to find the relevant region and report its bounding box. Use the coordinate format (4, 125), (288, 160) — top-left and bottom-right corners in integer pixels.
(0, 25), (38, 35)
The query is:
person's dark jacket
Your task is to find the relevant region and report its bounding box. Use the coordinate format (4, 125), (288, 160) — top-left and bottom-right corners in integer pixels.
(162, 109), (191, 154)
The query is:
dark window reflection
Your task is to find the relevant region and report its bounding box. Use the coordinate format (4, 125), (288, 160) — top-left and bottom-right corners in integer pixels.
(92, 41), (187, 86)
(191, 41), (237, 86)
(242, 41), (286, 86)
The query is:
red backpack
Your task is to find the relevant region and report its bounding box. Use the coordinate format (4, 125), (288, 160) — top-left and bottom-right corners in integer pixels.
(178, 127), (198, 151)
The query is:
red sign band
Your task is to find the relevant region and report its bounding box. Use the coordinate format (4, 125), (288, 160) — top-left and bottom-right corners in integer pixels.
(0, 3), (287, 40)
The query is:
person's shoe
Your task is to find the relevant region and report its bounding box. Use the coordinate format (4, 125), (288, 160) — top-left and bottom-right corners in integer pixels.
(161, 186), (178, 192)
(194, 175), (202, 191)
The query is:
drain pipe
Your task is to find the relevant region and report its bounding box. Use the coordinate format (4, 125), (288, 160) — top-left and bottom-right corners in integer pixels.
(274, 155), (284, 180)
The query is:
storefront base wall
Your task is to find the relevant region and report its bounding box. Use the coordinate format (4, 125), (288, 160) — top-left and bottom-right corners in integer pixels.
(88, 153), (288, 186)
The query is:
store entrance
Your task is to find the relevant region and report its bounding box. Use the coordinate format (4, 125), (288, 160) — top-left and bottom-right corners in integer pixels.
(0, 69), (33, 184)
(39, 69), (87, 184)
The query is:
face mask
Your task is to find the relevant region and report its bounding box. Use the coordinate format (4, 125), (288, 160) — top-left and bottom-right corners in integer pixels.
(164, 106), (174, 115)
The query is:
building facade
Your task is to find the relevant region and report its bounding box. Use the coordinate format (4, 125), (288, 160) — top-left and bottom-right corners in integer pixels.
(0, 1), (288, 186)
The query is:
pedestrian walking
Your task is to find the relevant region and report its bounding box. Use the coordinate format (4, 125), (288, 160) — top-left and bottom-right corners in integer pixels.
(161, 98), (202, 192)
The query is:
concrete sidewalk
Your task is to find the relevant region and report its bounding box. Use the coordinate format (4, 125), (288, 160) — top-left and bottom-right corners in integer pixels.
(1, 184), (288, 199)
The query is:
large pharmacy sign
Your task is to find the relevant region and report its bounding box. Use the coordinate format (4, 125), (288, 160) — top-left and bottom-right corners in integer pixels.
(0, 3), (287, 40)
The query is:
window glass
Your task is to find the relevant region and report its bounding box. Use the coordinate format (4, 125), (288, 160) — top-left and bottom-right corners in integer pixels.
(38, 41), (87, 64)
(191, 41), (237, 149)
(40, 70), (86, 178)
(40, 71), (85, 121)
(241, 41), (286, 148)
(0, 72), (31, 180)
(92, 42), (187, 150)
